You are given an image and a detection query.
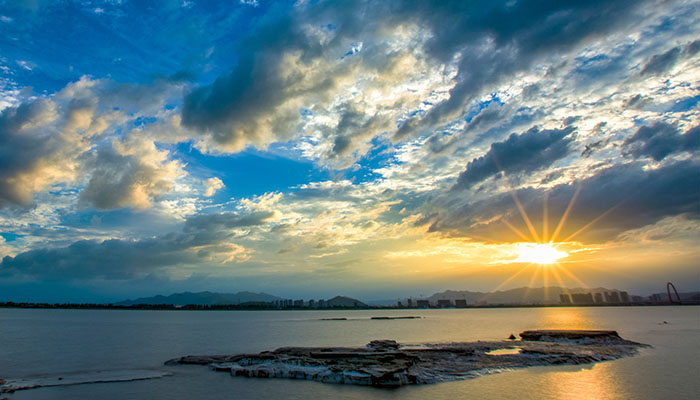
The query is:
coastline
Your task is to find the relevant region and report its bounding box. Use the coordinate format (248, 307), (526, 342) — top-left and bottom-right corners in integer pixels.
(1, 302), (697, 311)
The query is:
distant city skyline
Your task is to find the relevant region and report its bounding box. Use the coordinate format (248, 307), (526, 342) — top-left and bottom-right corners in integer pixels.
(1, 1), (699, 302)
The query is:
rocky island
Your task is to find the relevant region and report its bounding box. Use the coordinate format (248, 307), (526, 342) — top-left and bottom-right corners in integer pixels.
(165, 330), (649, 387)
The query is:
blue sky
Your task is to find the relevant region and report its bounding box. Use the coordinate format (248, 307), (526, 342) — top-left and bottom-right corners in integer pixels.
(1, 0), (699, 302)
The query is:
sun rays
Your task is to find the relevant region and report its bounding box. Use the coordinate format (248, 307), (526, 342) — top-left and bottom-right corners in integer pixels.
(487, 182), (599, 301)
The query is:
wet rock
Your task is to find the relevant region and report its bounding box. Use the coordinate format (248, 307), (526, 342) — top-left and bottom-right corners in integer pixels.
(519, 330), (623, 342)
(166, 330), (648, 387)
(366, 340), (400, 351)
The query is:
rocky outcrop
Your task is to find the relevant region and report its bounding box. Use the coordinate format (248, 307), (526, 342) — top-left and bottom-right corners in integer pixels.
(520, 330), (622, 342)
(166, 330), (648, 387)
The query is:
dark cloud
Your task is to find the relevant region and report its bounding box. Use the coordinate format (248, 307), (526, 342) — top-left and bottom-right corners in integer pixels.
(0, 210), (271, 280)
(623, 123), (700, 161)
(0, 98), (64, 206)
(639, 40), (700, 77)
(684, 39), (700, 57)
(454, 125), (575, 189)
(0, 232), (214, 280)
(0, 77), (185, 209)
(179, 0), (653, 156)
(432, 160), (700, 243)
(624, 94), (652, 110)
(79, 139), (179, 210)
(394, 0), (650, 138)
(640, 47), (681, 76)
(180, 4), (359, 152)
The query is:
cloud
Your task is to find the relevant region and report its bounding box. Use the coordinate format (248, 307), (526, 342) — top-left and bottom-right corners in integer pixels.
(180, 6), (356, 153)
(80, 135), (183, 210)
(454, 125), (576, 189)
(203, 177), (224, 197)
(623, 123), (700, 161)
(640, 47), (682, 76)
(639, 40), (700, 77)
(0, 76), (184, 209)
(183, 210), (275, 233)
(394, 0), (658, 138)
(431, 160), (700, 243)
(0, 209), (273, 280)
(177, 0), (668, 170)
(0, 97), (92, 206)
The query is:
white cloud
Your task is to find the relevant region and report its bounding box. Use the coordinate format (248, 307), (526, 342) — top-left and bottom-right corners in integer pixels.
(203, 177), (224, 197)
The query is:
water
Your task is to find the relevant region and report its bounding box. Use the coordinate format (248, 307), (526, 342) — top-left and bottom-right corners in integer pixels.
(1, 306), (698, 399)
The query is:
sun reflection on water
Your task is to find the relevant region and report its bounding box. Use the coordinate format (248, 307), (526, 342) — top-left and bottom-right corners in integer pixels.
(542, 363), (622, 400)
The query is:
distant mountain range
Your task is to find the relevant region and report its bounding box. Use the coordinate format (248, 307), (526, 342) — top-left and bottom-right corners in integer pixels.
(114, 291), (369, 307)
(114, 286), (659, 307)
(114, 291), (282, 306)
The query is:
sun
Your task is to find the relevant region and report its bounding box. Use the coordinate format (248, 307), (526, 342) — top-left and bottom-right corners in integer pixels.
(514, 243), (568, 265)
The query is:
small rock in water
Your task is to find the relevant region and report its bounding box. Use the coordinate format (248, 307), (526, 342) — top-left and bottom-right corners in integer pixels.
(366, 340), (400, 351)
(508, 334), (516, 340)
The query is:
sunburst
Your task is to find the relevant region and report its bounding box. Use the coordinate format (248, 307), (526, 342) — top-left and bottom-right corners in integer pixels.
(482, 182), (609, 302)
(514, 242), (568, 265)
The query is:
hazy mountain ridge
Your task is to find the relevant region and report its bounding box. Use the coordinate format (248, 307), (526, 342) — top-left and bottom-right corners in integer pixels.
(115, 291), (282, 306)
(325, 296), (368, 308)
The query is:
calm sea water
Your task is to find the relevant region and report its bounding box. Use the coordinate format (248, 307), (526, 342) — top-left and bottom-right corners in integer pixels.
(1, 306), (698, 399)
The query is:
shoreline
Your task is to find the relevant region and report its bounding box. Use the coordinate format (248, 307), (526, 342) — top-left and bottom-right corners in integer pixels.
(1, 302), (697, 311)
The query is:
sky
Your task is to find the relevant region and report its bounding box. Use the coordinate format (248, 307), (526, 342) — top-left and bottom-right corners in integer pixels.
(0, 0), (698, 302)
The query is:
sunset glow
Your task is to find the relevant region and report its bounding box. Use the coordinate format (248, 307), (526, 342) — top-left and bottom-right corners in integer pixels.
(514, 243), (568, 265)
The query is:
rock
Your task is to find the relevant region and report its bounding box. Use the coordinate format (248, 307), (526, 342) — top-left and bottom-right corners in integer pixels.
(508, 334), (517, 340)
(366, 340), (400, 351)
(519, 330), (622, 342)
(167, 330), (648, 387)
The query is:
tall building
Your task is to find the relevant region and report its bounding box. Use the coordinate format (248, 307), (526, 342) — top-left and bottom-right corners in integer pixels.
(416, 300), (430, 308)
(571, 293), (594, 304)
(594, 293), (604, 303)
(619, 291), (630, 304)
(604, 292), (620, 303)
(437, 299), (452, 308)
(455, 299), (468, 308)
(560, 294), (572, 304)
